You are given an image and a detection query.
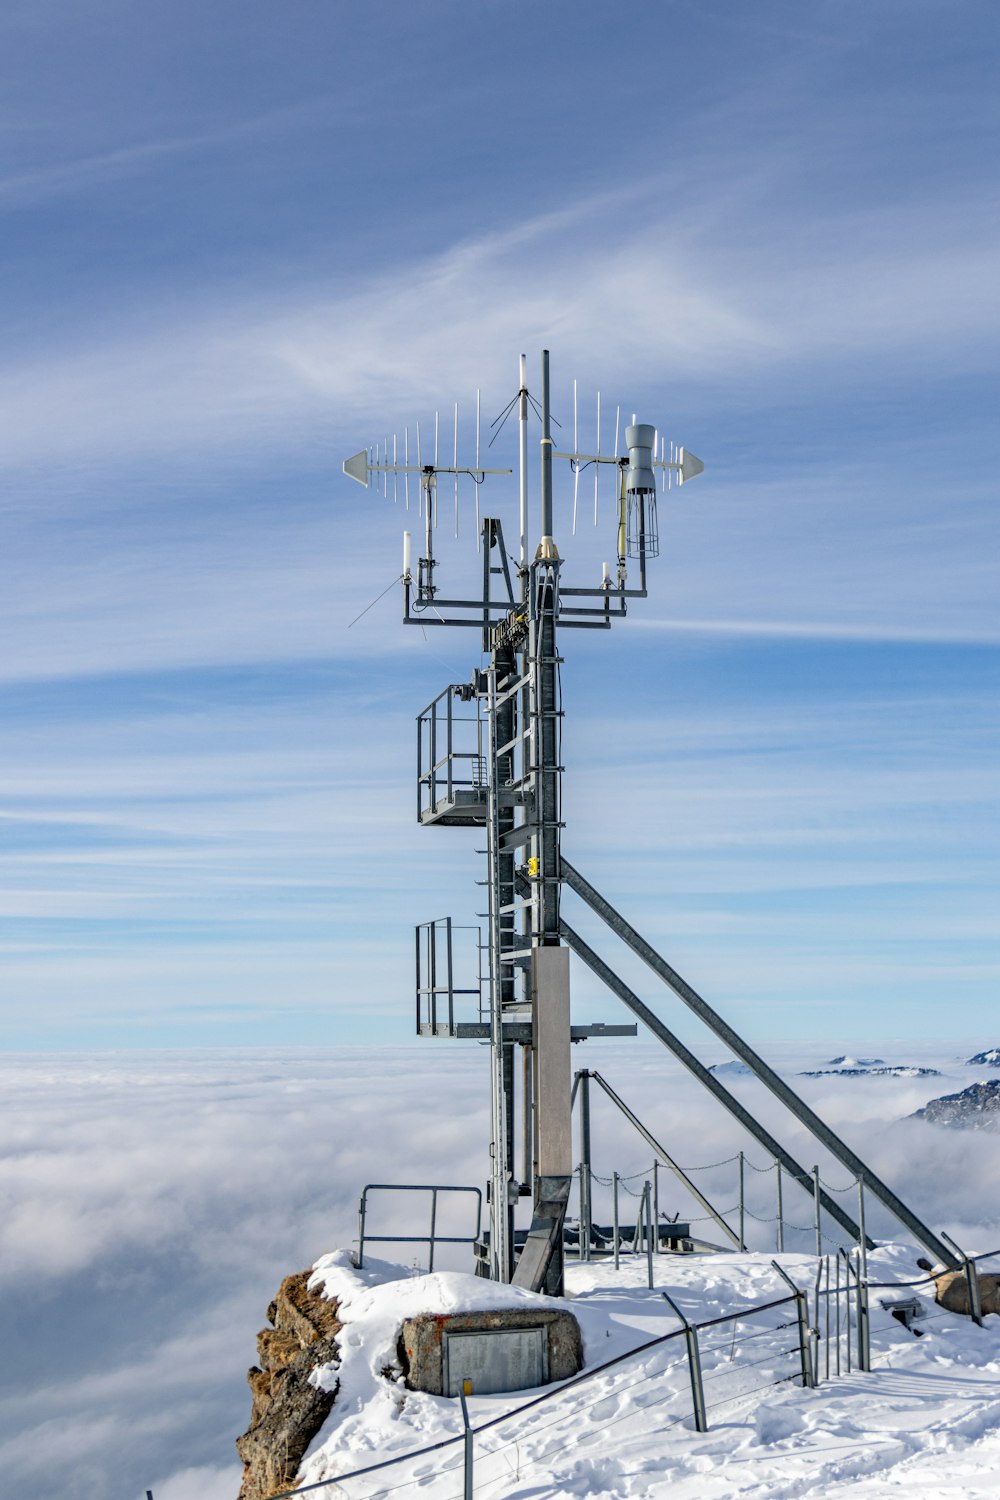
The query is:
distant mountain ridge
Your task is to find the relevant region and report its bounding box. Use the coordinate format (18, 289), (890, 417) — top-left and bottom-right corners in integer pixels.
(966, 1047), (1000, 1067)
(801, 1055), (941, 1079)
(914, 1079), (1000, 1130)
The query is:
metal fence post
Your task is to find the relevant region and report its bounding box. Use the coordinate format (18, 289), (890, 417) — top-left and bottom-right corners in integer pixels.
(459, 1384), (474, 1500)
(428, 1188), (438, 1274)
(856, 1256), (871, 1372)
(968, 1258), (985, 1327)
(613, 1171), (620, 1270)
(776, 1161), (784, 1254)
(845, 1242), (851, 1374)
(812, 1165), (822, 1257)
(771, 1261), (815, 1388)
(661, 1292), (708, 1431)
(576, 1164), (585, 1260)
(813, 1259), (824, 1384)
(824, 1255), (831, 1382)
(357, 1188), (368, 1269)
(942, 1232), (984, 1327)
(653, 1159), (660, 1255)
(834, 1250), (841, 1377)
(644, 1180), (654, 1289)
(580, 1070), (592, 1262)
(857, 1177), (868, 1283)
(738, 1151), (745, 1251)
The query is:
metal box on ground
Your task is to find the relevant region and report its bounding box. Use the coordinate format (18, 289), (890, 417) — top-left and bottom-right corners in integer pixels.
(443, 1326), (547, 1396)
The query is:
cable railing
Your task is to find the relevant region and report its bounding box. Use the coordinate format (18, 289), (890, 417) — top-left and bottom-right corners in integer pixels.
(252, 1276), (812, 1500)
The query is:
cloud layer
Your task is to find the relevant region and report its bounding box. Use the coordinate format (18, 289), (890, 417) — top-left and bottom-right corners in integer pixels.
(2, 1045), (999, 1500)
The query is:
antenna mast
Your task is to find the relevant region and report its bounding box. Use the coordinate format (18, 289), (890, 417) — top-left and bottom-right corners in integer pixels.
(344, 349), (702, 1291)
(345, 348), (960, 1285)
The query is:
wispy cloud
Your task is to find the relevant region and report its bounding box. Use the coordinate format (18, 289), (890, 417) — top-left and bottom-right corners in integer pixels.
(2, 169), (996, 476)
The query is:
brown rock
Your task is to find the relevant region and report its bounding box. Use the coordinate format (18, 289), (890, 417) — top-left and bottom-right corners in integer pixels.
(933, 1268), (1000, 1316)
(257, 1328), (301, 1372)
(236, 1268), (342, 1500)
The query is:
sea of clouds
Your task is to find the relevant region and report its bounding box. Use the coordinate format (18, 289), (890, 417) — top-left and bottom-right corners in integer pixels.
(2, 1041), (998, 1500)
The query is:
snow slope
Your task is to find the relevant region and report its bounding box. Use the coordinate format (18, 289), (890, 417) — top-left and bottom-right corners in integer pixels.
(296, 1244), (1000, 1499)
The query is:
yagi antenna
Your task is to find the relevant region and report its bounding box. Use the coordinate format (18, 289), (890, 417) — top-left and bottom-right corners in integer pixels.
(342, 396), (512, 587)
(552, 402), (704, 567)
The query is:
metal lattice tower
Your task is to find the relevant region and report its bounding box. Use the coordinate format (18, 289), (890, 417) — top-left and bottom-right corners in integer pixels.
(344, 350), (959, 1291)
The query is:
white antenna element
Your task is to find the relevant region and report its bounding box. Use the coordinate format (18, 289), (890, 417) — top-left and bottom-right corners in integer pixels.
(416, 421), (423, 517)
(383, 439), (389, 499)
(402, 530), (412, 579)
(518, 353), (528, 568)
(594, 391), (601, 525)
(613, 406), (621, 523)
(393, 434), (398, 504)
(433, 412), (439, 527)
(572, 380), (579, 536)
(475, 388), (482, 551)
(404, 428), (410, 510)
(453, 403), (459, 537)
(679, 449), (704, 484)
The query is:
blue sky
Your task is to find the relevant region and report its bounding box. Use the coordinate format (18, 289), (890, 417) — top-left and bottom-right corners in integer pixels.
(1, 0), (997, 1048)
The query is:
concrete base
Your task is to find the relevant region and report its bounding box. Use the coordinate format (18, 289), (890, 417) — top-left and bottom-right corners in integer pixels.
(398, 1307), (582, 1396)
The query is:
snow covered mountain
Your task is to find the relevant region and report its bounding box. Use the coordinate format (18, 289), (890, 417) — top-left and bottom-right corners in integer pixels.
(914, 1078), (1000, 1130)
(801, 1056), (941, 1078)
(966, 1047), (1000, 1067)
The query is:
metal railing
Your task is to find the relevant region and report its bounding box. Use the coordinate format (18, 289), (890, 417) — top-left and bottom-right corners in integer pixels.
(415, 917), (486, 1033)
(266, 1279), (810, 1499)
(416, 686), (487, 823)
(357, 1183), (483, 1272)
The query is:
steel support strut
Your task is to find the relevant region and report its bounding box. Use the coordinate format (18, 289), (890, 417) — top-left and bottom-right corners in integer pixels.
(560, 918), (868, 1249)
(561, 859), (958, 1270)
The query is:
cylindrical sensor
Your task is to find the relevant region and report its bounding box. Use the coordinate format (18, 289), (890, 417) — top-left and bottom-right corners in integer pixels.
(402, 530), (412, 578)
(625, 423), (656, 496)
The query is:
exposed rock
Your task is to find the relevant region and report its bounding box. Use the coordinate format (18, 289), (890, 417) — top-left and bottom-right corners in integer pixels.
(399, 1307), (582, 1396)
(236, 1269), (341, 1500)
(802, 1066), (940, 1078)
(966, 1047), (1000, 1067)
(913, 1079), (1000, 1129)
(928, 1266), (1000, 1317)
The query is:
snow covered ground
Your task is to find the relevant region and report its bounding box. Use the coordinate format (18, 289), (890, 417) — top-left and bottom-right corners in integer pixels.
(296, 1246), (1000, 1499)
(1, 1043), (999, 1500)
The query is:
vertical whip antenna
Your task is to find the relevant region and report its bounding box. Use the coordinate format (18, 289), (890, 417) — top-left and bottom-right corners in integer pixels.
(453, 402), (460, 537)
(612, 406), (621, 528)
(416, 421), (423, 517)
(594, 392), (601, 526)
(404, 427), (410, 510)
(519, 353), (529, 567)
(572, 380), (579, 536)
(393, 434), (398, 504)
(475, 388), (482, 551)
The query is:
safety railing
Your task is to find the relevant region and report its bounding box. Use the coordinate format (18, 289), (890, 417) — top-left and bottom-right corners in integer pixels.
(416, 686), (488, 825)
(265, 1275), (812, 1499)
(356, 1184), (483, 1272)
(415, 918), (487, 1034)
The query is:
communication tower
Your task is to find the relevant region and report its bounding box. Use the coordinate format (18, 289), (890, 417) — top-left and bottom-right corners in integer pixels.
(344, 351), (957, 1293)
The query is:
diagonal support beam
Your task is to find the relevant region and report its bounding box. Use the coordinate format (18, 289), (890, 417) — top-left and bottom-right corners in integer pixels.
(560, 919), (868, 1250)
(586, 1069), (740, 1249)
(561, 858), (958, 1270)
